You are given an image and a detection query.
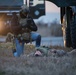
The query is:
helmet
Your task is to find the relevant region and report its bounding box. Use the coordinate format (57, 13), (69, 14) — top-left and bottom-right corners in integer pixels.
(20, 4), (30, 18)
(21, 4), (29, 9)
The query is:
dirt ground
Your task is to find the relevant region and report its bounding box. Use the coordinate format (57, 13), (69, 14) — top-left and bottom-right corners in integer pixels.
(0, 42), (76, 75)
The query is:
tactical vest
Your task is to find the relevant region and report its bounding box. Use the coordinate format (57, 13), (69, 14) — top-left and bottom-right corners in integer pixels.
(18, 16), (31, 42)
(19, 18), (27, 27)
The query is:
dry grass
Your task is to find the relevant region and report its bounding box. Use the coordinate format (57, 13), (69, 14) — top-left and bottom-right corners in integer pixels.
(49, 45), (73, 52)
(0, 42), (76, 75)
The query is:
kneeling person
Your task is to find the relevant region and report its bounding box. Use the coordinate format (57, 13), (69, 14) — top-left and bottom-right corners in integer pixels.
(12, 5), (41, 57)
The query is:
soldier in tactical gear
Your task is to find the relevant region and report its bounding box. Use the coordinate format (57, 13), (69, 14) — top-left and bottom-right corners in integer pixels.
(12, 4), (41, 57)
